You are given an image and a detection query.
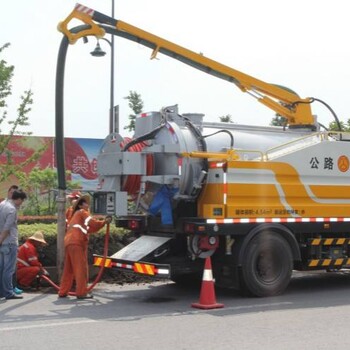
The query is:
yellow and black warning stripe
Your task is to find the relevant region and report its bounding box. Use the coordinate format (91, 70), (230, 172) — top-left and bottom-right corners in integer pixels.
(93, 255), (170, 277)
(133, 262), (156, 275)
(93, 256), (112, 268)
(308, 258), (350, 268)
(309, 238), (350, 246)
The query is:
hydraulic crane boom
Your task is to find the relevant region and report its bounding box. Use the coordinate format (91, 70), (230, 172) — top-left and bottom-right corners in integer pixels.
(58, 3), (314, 127)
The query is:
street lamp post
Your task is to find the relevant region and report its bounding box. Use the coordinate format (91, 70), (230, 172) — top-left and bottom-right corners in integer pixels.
(90, 0), (116, 134)
(111, 0), (115, 134)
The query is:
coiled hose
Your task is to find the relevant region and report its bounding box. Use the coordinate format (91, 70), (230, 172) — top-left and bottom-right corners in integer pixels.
(121, 137), (154, 198)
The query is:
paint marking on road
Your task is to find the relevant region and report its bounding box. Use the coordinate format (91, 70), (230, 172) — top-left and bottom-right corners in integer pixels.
(0, 319), (97, 332)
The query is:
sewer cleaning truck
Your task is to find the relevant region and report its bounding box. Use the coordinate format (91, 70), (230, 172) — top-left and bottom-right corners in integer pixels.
(56, 4), (350, 297)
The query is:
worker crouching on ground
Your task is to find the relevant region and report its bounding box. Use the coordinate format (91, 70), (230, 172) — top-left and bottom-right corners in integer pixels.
(58, 195), (112, 300)
(17, 231), (49, 289)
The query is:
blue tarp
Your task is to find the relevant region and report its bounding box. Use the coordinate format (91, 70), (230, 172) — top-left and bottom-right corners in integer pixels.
(149, 185), (179, 225)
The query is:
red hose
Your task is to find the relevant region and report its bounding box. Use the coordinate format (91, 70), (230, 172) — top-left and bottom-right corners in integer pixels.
(86, 222), (110, 292)
(120, 138), (154, 197)
(41, 223), (110, 296)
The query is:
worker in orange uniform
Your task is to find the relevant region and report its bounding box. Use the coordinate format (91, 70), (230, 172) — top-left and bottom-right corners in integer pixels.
(58, 195), (112, 299)
(65, 191), (82, 225)
(17, 231), (49, 289)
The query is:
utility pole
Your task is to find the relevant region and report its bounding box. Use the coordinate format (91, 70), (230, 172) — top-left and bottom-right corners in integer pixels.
(110, 0), (115, 134)
(56, 192), (66, 280)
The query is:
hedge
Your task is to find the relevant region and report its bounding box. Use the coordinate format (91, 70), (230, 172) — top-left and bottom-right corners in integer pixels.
(18, 223), (133, 267)
(18, 216), (57, 225)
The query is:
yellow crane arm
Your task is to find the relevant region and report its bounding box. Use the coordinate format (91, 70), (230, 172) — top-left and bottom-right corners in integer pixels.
(58, 3), (314, 127)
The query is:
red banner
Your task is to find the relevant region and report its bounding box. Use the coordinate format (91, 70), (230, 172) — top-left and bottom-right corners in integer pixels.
(0, 135), (103, 197)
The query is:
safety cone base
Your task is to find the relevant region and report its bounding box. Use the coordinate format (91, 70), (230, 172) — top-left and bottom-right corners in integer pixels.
(191, 301), (224, 310)
(191, 256), (224, 310)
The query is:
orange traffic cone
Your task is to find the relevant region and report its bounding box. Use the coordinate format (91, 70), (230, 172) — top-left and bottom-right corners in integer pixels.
(191, 256), (224, 309)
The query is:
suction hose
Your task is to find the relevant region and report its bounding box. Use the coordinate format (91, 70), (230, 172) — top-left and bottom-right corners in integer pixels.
(41, 223), (110, 296)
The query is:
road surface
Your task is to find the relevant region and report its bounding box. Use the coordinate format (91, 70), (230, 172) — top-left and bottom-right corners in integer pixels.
(1, 271), (350, 349)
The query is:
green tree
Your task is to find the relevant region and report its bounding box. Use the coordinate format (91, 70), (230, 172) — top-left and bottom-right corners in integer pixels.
(17, 167), (81, 215)
(270, 114), (287, 127)
(328, 119), (350, 131)
(0, 43), (45, 181)
(219, 114), (233, 123)
(124, 90), (144, 132)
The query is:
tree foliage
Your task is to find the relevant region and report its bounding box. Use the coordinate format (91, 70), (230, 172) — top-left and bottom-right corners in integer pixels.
(17, 167), (81, 215)
(124, 90), (144, 132)
(0, 43), (45, 182)
(328, 119), (350, 132)
(270, 114), (287, 127)
(219, 114), (234, 123)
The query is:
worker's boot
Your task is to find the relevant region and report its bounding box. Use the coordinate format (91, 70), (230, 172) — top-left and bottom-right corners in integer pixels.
(35, 276), (41, 290)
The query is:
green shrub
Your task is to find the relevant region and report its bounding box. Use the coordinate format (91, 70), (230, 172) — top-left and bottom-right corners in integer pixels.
(18, 216), (57, 224)
(18, 223), (132, 266)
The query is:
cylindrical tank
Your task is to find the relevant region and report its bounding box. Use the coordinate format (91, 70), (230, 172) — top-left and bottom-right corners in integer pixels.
(116, 107), (314, 203)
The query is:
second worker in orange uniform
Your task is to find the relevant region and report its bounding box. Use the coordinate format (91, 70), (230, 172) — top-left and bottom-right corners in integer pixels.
(58, 194), (112, 299)
(17, 231), (49, 289)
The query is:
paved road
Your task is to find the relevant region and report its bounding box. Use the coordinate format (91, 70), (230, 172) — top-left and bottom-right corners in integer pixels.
(2, 271), (350, 350)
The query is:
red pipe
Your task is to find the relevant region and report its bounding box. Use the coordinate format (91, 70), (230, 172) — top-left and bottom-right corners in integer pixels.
(41, 223), (110, 296)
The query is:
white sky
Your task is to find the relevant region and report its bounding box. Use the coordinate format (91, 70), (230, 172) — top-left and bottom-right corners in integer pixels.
(2, 0), (350, 138)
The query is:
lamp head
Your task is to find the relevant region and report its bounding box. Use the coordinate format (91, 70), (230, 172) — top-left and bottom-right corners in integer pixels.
(90, 41), (106, 57)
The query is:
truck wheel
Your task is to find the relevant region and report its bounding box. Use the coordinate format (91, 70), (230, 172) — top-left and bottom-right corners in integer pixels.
(240, 232), (293, 297)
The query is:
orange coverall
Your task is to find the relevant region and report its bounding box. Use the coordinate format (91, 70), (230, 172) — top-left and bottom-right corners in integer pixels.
(65, 206), (74, 225)
(58, 209), (106, 297)
(17, 240), (43, 287)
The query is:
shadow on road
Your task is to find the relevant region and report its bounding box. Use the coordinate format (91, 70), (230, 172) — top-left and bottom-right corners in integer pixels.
(2, 270), (350, 324)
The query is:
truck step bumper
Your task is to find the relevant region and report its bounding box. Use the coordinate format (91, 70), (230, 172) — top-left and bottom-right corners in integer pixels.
(93, 254), (171, 278)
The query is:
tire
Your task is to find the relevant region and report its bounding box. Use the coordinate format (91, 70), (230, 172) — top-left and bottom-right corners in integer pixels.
(240, 231), (293, 297)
